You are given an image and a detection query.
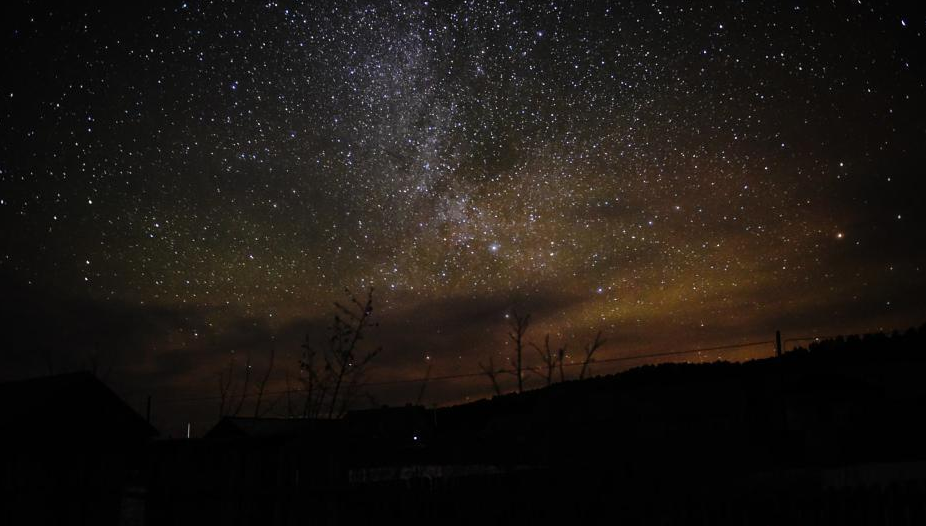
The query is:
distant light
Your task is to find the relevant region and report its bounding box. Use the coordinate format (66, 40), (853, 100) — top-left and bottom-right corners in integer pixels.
(413, 435), (418, 441)
(836, 232), (844, 239)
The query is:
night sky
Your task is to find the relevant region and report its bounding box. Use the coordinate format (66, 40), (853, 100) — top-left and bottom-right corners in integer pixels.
(2, 1), (925, 433)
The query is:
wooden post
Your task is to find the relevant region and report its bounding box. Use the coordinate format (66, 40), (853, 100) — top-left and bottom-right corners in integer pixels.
(775, 330), (782, 358)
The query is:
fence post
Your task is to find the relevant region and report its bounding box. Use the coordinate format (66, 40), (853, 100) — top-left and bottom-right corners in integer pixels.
(775, 330), (782, 358)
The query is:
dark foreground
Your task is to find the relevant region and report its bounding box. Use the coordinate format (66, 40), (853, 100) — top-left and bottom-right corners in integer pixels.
(3, 326), (926, 525)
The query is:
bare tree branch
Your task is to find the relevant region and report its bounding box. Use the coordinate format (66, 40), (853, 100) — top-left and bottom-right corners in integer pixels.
(285, 372), (296, 418)
(579, 331), (607, 380)
(218, 354), (235, 418)
(232, 353), (252, 417)
(530, 334), (564, 387)
(507, 311), (531, 393)
(253, 347), (275, 418)
(297, 287), (382, 418)
(257, 391), (284, 418)
(479, 356), (503, 397)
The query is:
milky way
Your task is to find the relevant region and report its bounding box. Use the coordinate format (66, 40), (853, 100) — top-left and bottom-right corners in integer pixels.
(2, 1), (925, 432)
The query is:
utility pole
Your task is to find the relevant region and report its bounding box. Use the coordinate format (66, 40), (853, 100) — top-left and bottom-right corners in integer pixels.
(775, 330), (782, 358)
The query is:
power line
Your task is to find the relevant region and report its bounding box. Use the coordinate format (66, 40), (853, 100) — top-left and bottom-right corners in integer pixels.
(365, 339), (778, 387)
(152, 338), (779, 405)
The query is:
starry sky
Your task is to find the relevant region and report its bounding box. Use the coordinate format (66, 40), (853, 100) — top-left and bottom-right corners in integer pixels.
(2, 1), (925, 433)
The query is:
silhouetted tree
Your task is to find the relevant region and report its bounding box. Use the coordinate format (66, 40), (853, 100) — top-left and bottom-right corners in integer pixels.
(285, 371), (298, 417)
(530, 333), (565, 387)
(578, 331), (606, 380)
(299, 334), (327, 418)
(216, 349), (276, 418)
(299, 287), (381, 418)
(479, 356), (504, 397)
(231, 353), (252, 416)
(507, 311), (531, 393)
(217, 353), (236, 418)
(252, 347), (276, 417)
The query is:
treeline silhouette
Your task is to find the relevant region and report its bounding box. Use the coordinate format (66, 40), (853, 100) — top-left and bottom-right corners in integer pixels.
(4, 325), (926, 525)
(418, 324), (926, 469)
(142, 325), (926, 525)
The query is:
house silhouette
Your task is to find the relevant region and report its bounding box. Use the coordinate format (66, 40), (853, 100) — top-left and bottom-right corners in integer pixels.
(0, 371), (157, 525)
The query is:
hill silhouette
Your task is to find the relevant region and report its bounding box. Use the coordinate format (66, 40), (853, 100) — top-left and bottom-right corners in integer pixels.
(141, 325), (926, 525)
(5, 326), (926, 525)
(430, 325), (926, 472)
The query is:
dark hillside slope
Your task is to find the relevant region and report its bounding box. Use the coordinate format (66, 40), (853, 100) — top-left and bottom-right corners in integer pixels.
(433, 325), (926, 475)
